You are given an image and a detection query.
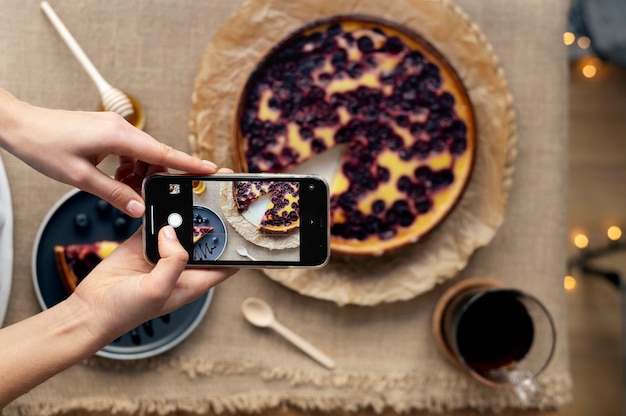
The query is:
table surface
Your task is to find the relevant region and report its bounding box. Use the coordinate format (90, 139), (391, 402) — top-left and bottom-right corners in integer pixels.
(0, 1), (572, 414)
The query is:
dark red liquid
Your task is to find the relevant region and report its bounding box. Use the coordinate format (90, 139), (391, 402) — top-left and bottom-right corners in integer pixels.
(456, 292), (534, 374)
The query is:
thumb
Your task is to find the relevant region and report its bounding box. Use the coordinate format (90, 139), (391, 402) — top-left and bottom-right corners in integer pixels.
(154, 225), (189, 276)
(143, 226), (189, 299)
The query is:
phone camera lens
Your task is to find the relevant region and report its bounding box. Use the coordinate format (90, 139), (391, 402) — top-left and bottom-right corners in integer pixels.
(308, 183), (315, 191)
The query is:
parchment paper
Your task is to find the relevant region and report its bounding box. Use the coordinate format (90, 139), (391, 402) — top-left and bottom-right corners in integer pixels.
(189, 0), (516, 306)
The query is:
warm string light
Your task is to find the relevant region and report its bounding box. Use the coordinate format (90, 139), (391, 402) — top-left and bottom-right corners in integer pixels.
(567, 226), (624, 291)
(563, 31), (602, 79)
(573, 233), (589, 249)
(563, 275), (577, 291)
(577, 36), (591, 50)
(607, 226), (622, 241)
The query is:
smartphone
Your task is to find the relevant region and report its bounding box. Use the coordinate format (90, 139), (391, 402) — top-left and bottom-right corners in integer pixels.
(142, 173), (330, 268)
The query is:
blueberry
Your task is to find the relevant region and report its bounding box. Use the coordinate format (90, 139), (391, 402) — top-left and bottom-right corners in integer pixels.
(415, 198), (432, 214)
(299, 127), (314, 140)
(308, 85), (325, 101)
(450, 135), (467, 155)
(331, 50), (348, 69)
(372, 199), (386, 214)
(425, 117), (441, 135)
(395, 115), (410, 128)
(318, 72), (332, 83)
(337, 192), (357, 212)
(397, 175), (413, 192)
(74, 213), (90, 231)
(414, 166), (434, 183)
(280, 147), (299, 165)
(380, 73), (395, 85)
(449, 120), (467, 138)
(347, 62), (363, 79)
(399, 147), (414, 161)
(114, 216), (129, 233)
(408, 183), (427, 200)
(268, 97), (281, 110)
(312, 138), (327, 153)
(357, 36), (375, 54)
(365, 216), (384, 234)
(411, 140), (431, 159)
(334, 126), (352, 144)
(432, 169), (455, 190)
(326, 23), (342, 37)
(382, 36), (404, 54)
(439, 92), (455, 109)
(377, 166), (390, 182)
(405, 50), (424, 68)
(96, 199), (112, 217)
(386, 134), (404, 151)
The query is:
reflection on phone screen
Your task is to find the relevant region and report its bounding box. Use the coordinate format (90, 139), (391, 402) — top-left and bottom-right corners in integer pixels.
(189, 179), (301, 263)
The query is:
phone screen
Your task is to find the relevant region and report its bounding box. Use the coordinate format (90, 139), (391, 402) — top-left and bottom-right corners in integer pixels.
(143, 174), (330, 268)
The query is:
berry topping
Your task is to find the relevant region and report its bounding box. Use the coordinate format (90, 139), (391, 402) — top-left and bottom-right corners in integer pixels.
(235, 17), (474, 254)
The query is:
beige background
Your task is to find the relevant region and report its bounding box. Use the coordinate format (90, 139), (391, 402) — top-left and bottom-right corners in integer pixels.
(0, 0), (570, 414)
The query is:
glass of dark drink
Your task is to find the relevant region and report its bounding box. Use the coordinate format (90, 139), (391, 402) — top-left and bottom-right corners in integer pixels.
(432, 278), (556, 404)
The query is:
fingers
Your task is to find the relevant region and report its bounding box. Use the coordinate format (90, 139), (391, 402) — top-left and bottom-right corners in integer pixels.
(115, 131), (219, 175)
(108, 161), (231, 218)
(73, 168), (146, 218)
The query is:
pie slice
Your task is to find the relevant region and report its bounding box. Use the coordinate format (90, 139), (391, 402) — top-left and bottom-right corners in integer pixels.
(233, 180), (300, 233)
(193, 225), (214, 243)
(54, 241), (120, 293)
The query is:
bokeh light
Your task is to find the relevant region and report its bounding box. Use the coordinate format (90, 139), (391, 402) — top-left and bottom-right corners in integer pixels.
(577, 36), (591, 49)
(564, 275), (577, 291)
(574, 233), (589, 249)
(582, 63), (598, 78)
(607, 226), (622, 241)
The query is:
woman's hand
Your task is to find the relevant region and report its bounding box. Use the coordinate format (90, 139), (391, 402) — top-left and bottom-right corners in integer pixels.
(0, 225), (237, 408)
(0, 89), (218, 218)
(69, 226), (236, 346)
(0, 88), (237, 408)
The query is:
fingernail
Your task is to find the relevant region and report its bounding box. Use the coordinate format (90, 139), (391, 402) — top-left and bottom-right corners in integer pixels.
(163, 225), (178, 241)
(126, 199), (145, 217)
(202, 160), (218, 169)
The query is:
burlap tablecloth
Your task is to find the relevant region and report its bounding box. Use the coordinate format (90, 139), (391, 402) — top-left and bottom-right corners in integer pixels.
(0, 1), (571, 414)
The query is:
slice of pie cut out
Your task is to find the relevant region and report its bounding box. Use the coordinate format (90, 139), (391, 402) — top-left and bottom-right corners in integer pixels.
(193, 225), (214, 244)
(54, 241), (120, 293)
(233, 15), (476, 256)
(233, 180), (300, 233)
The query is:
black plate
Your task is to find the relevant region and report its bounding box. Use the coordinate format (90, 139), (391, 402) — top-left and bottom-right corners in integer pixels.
(192, 205), (227, 261)
(32, 189), (213, 360)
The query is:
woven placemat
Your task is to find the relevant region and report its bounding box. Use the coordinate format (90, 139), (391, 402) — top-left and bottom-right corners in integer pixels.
(188, 0), (517, 306)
